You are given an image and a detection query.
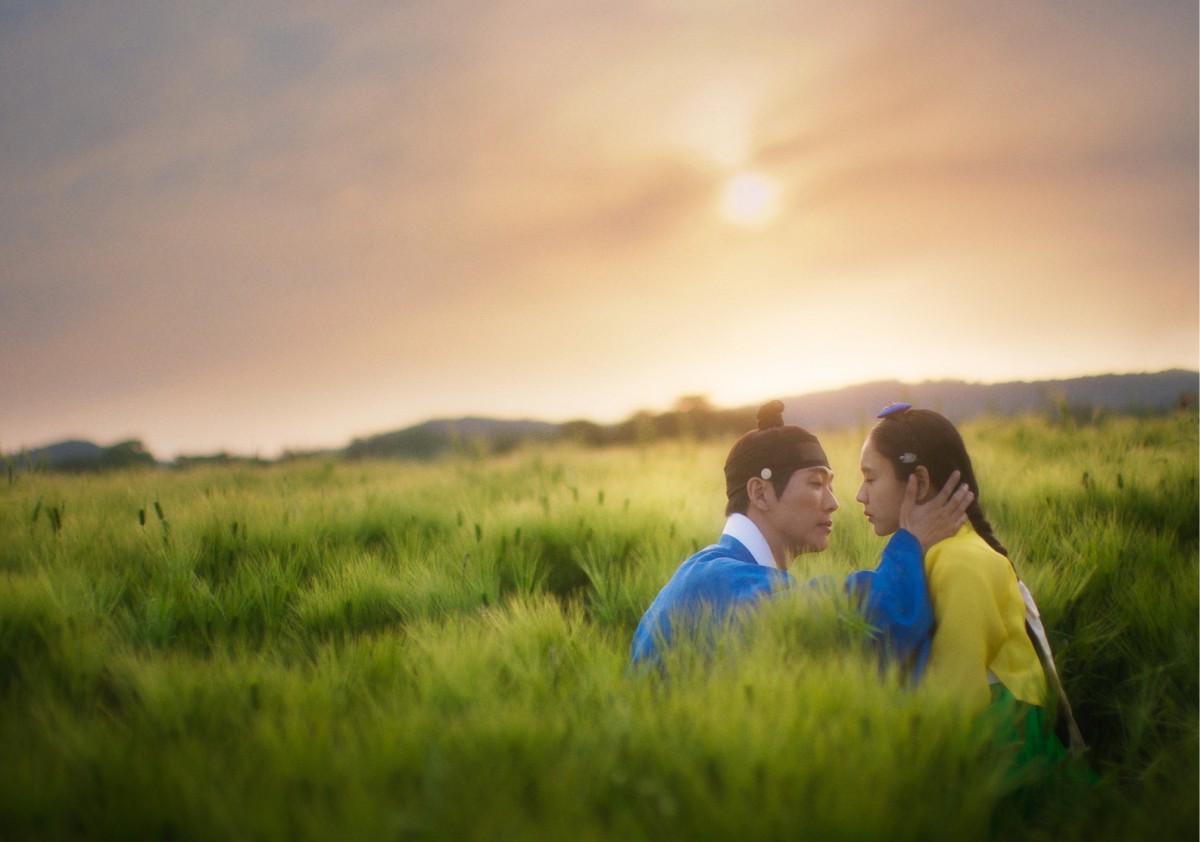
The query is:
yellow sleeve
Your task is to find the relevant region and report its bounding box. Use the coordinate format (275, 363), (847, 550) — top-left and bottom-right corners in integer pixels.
(925, 545), (1007, 711)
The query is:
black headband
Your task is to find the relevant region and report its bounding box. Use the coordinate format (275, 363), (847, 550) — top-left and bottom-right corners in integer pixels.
(724, 400), (829, 498)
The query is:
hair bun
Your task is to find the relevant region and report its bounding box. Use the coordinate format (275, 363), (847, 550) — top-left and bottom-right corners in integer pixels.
(756, 400), (786, 430)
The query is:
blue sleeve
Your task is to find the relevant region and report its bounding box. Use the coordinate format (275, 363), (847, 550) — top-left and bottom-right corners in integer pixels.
(844, 529), (932, 678)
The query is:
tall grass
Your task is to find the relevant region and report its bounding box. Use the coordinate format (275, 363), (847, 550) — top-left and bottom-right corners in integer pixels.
(0, 414), (1195, 840)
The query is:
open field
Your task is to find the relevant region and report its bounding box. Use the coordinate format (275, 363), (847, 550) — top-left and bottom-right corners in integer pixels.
(1, 413), (1196, 840)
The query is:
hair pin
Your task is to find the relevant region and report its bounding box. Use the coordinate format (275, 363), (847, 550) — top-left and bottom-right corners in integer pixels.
(899, 453), (918, 464)
(877, 402), (912, 418)
(760, 468), (772, 480)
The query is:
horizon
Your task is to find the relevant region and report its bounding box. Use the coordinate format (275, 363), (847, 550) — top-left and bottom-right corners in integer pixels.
(11, 366), (1196, 460)
(3, 2), (1196, 460)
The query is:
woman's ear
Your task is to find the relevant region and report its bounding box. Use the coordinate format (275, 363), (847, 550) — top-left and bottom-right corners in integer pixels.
(914, 466), (932, 503)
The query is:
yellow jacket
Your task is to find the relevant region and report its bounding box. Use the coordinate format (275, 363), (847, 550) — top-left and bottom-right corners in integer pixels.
(924, 524), (1047, 710)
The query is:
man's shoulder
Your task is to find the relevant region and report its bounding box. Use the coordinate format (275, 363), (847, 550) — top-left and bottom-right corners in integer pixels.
(680, 539), (759, 572)
(674, 544), (784, 593)
(685, 539), (749, 563)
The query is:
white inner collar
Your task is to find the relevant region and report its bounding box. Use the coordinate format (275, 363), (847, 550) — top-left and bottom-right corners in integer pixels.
(722, 513), (778, 569)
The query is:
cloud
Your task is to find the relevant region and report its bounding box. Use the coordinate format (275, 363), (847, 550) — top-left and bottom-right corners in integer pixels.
(0, 0), (1195, 455)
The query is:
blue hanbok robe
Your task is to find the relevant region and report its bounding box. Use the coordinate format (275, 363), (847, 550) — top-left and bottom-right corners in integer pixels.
(629, 528), (932, 676)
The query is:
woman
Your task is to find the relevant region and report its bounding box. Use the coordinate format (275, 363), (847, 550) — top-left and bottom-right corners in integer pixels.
(854, 403), (1082, 763)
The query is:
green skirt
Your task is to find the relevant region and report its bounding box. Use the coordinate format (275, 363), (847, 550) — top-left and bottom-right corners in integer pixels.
(986, 683), (1068, 771)
(985, 683), (1097, 828)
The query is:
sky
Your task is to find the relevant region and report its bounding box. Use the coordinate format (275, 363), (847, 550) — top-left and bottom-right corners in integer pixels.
(2, 0), (1197, 459)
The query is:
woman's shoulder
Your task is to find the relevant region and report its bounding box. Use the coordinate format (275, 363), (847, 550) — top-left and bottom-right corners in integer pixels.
(926, 528), (1012, 585)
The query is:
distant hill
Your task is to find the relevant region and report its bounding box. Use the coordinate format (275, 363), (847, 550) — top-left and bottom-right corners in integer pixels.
(8, 439), (157, 472)
(777, 369), (1199, 430)
(342, 369), (1197, 459)
(344, 417), (560, 460)
(19, 439), (105, 467)
(9, 370), (1196, 468)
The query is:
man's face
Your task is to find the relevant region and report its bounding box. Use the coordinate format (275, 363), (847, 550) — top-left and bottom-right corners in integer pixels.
(855, 439), (906, 537)
(764, 466), (838, 565)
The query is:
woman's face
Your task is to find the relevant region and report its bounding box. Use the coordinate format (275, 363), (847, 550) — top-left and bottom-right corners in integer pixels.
(855, 438), (907, 537)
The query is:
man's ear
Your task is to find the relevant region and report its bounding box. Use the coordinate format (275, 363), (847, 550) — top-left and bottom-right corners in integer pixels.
(913, 466), (932, 503)
(746, 477), (772, 511)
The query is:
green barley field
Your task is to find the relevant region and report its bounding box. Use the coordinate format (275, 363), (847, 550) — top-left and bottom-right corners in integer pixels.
(1, 413), (1196, 840)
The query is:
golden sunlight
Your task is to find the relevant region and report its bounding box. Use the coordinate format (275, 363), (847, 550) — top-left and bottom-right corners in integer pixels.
(718, 171), (782, 227)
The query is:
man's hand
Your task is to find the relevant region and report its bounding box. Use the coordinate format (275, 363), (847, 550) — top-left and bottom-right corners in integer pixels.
(899, 470), (974, 552)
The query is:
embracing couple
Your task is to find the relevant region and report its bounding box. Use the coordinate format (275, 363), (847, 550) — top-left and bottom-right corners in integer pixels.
(631, 399), (1084, 765)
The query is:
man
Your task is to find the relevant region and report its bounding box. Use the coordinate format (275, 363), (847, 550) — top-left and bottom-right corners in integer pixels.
(629, 400), (973, 669)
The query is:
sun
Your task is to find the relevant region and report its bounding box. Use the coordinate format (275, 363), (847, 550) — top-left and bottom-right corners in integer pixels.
(718, 171), (782, 227)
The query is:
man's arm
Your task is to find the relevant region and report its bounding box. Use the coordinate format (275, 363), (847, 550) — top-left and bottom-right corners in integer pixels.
(844, 530), (931, 663)
(842, 472), (973, 674)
